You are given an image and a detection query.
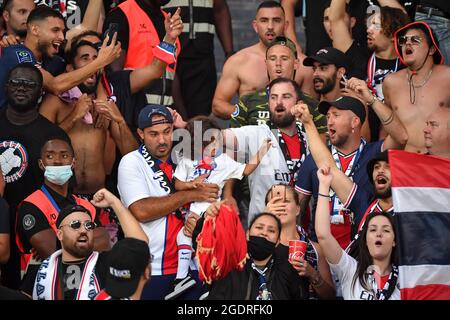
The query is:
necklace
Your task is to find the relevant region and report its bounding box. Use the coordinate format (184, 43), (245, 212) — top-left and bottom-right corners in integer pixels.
(407, 68), (433, 104)
(407, 68), (433, 88)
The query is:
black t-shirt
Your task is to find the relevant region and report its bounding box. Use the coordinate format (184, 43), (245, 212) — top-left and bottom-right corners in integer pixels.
(0, 198), (9, 234)
(17, 185), (102, 253)
(107, 70), (134, 130)
(0, 112), (70, 226)
(367, 57), (404, 141)
(345, 41), (370, 80)
(21, 251), (109, 299)
(103, 0), (165, 51)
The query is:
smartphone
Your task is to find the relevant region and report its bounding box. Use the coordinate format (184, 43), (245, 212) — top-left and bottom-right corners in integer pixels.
(271, 185), (286, 202)
(103, 23), (119, 46)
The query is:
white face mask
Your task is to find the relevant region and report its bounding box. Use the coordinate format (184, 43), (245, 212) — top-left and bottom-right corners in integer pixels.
(43, 164), (73, 185)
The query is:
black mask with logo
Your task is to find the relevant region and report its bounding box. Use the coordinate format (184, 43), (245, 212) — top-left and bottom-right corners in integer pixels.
(247, 236), (276, 261)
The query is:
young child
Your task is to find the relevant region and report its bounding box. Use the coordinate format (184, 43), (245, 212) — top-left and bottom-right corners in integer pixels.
(164, 116), (271, 300)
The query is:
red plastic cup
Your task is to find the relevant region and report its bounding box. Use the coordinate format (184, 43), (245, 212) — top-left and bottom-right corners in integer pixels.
(288, 240), (307, 263)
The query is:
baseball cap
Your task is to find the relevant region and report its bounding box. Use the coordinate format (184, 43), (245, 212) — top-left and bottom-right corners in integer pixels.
(138, 104), (173, 129)
(318, 96), (366, 125)
(105, 238), (151, 298)
(56, 204), (92, 228)
(303, 47), (348, 69)
(267, 36), (297, 58)
(366, 151), (388, 184)
(394, 21), (443, 65)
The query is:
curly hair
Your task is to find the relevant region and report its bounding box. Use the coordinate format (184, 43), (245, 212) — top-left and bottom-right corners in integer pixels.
(380, 6), (410, 39)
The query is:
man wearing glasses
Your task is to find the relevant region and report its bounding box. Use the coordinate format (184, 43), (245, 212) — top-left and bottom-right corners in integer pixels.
(19, 188), (149, 300)
(16, 137), (109, 282)
(0, 63), (69, 288)
(327, 0), (410, 142)
(382, 20), (450, 153)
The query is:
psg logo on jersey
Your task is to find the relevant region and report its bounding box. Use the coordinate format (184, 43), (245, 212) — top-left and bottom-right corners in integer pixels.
(0, 140), (29, 183)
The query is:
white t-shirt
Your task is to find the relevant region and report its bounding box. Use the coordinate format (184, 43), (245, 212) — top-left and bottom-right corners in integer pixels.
(329, 249), (400, 300)
(174, 153), (246, 214)
(230, 124), (292, 225)
(117, 150), (183, 276)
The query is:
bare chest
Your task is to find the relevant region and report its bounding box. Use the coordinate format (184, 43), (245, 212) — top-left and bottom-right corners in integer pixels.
(238, 58), (269, 96)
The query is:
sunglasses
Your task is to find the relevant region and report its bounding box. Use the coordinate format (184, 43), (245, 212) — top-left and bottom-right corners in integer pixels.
(398, 35), (422, 46)
(59, 220), (97, 231)
(7, 78), (39, 89)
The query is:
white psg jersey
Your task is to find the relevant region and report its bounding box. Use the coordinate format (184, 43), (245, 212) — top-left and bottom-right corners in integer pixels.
(118, 150), (183, 276)
(230, 124), (293, 225)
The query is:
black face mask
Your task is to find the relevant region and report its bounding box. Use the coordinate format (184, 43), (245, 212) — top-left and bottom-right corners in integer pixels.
(248, 236), (276, 261)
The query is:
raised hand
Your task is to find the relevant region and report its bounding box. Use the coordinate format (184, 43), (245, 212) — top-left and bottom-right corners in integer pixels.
(341, 77), (373, 105)
(97, 32), (122, 67)
(317, 165), (333, 187)
(90, 188), (119, 208)
(291, 101), (313, 124)
(164, 7), (183, 44)
(256, 138), (272, 162)
(167, 106), (187, 128)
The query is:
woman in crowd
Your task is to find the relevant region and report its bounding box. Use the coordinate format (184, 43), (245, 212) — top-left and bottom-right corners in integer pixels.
(315, 165), (399, 300)
(265, 184), (335, 299)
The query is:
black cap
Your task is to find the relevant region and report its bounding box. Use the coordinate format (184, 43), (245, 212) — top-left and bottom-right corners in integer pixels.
(303, 47), (348, 69)
(318, 96), (366, 125)
(138, 104), (173, 129)
(56, 204), (92, 228)
(105, 238), (150, 298)
(366, 151), (389, 184)
(267, 36), (297, 58)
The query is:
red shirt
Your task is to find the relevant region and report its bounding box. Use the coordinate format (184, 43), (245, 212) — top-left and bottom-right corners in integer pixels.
(159, 162), (173, 181)
(281, 132), (301, 160)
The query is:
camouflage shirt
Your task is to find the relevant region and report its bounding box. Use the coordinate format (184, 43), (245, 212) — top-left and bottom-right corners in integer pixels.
(230, 88), (328, 134)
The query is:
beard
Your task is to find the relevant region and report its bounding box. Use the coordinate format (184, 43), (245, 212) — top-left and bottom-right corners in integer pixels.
(78, 81), (99, 94)
(6, 93), (40, 113)
(330, 132), (349, 149)
(375, 186), (392, 199)
(270, 110), (295, 128)
(64, 239), (94, 259)
(37, 39), (52, 59)
(13, 27), (27, 39)
(314, 70), (338, 94)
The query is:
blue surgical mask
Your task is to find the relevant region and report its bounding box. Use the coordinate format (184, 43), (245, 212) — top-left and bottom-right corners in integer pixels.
(44, 165), (73, 185)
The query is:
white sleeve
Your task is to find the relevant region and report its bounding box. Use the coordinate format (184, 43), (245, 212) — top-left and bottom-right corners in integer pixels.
(223, 154), (246, 180)
(328, 249), (358, 286)
(173, 158), (189, 181)
(117, 154), (151, 208)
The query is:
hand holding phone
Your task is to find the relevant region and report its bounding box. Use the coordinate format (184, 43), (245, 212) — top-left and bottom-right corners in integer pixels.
(103, 23), (119, 46)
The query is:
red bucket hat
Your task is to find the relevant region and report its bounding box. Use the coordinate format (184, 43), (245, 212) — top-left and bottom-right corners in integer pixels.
(394, 21), (444, 67)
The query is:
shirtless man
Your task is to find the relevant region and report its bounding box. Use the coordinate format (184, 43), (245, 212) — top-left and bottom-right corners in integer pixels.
(212, 0), (315, 119)
(39, 10), (183, 195)
(384, 21), (450, 153)
(39, 41), (137, 196)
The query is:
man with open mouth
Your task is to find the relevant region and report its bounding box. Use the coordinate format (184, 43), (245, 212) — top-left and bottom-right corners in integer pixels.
(0, 5), (120, 108)
(383, 20), (450, 154)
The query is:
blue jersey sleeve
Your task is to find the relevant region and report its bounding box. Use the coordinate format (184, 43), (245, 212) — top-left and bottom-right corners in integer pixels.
(295, 154), (315, 195)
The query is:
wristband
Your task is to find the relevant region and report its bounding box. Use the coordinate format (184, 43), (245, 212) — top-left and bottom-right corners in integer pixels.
(318, 193), (330, 198)
(367, 94), (379, 107)
(153, 41), (176, 65)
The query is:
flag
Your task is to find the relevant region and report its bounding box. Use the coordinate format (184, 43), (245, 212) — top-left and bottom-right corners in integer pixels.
(390, 150), (450, 300)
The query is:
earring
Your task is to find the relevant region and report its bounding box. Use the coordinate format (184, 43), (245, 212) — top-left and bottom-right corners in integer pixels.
(351, 128), (355, 133)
